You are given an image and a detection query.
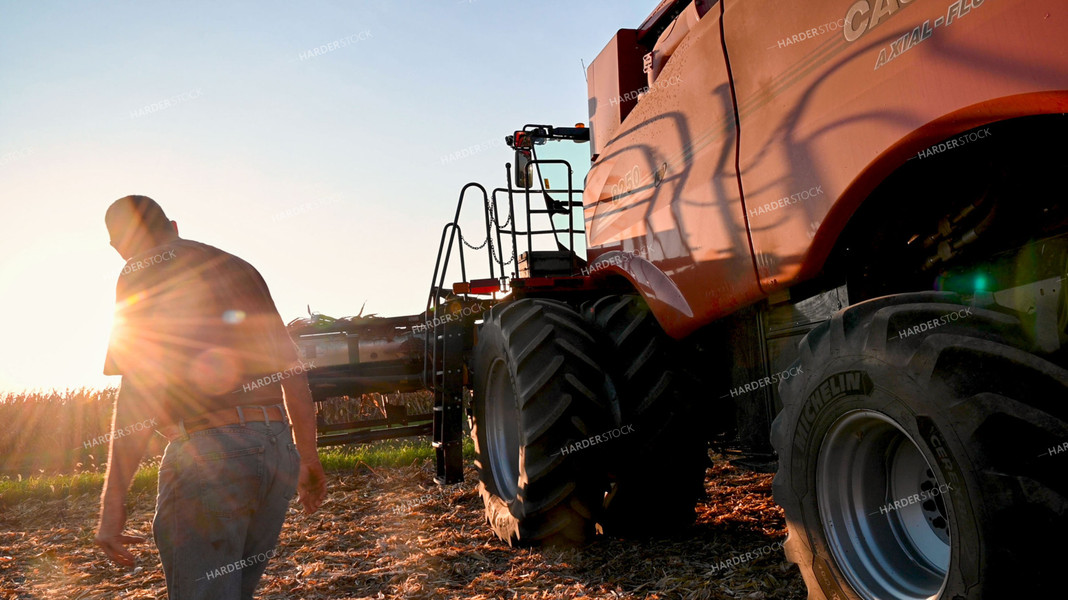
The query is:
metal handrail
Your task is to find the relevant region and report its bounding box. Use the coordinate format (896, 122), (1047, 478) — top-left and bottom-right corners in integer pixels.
(425, 183), (493, 312)
(503, 156), (585, 277)
(421, 152), (585, 390)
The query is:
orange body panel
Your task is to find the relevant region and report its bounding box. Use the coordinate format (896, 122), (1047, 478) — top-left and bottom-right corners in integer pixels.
(585, 4), (760, 337)
(584, 0), (1068, 339)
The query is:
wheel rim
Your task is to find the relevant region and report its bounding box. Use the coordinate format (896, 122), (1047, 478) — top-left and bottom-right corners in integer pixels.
(485, 357), (521, 502)
(816, 410), (951, 600)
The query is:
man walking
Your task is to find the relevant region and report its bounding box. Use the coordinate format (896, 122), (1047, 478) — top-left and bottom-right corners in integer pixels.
(94, 195), (327, 599)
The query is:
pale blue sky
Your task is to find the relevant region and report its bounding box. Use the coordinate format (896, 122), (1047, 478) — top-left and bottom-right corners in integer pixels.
(0, 0), (656, 392)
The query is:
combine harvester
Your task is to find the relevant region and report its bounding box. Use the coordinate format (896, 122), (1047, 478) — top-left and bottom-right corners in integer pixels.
(292, 1), (1068, 597)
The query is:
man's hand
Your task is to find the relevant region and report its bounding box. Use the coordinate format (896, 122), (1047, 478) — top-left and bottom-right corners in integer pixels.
(94, 378), (155, 568)
(297, 459), (327, 513)
(94, 501), (144, 566)
(282, 372), (327, 514)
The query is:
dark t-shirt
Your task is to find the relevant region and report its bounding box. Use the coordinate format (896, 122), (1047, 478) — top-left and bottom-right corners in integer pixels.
(104, 238), (300, 421)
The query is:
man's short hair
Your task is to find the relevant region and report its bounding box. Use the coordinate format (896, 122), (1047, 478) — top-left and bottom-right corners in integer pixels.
(106, 195), (172, 234)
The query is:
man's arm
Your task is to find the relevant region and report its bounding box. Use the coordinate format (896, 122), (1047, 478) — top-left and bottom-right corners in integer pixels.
(95, 378), (155, 566)
(281, 372), (326, 513)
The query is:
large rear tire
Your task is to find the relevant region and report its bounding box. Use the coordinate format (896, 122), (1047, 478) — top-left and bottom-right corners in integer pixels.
(471, 298), (617, 546)
(772, 291), (1068, 599)
(583, 295), (711, 536)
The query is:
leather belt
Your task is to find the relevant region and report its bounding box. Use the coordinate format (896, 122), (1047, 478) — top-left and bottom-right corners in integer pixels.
(162, 404), (288, 441)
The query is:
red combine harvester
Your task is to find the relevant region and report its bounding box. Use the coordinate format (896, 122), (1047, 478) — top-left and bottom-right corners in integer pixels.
(292, 1), (1068, 597)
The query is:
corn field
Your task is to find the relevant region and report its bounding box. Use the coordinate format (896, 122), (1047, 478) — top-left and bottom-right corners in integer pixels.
(0, 388), (437, 477)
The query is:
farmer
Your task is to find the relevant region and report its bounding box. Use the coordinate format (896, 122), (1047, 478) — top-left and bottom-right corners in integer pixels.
(95, 195), (326, 599)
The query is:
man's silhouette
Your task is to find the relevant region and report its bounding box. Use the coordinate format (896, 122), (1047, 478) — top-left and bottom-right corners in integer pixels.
(95, 195), (326, 600)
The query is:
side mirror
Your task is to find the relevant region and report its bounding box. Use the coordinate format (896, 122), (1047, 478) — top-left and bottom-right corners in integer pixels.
(514, 148), (534, 189)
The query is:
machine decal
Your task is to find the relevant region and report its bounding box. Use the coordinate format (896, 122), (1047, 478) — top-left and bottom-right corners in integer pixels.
(873, 0), (990, 70)
(843, 0), (918, 43)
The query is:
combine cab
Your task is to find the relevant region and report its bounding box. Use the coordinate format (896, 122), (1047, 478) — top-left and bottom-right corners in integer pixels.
(300, 1), (1068, 597)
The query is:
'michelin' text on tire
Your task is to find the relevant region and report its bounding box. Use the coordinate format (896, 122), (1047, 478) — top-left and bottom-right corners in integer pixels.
(772, 292), (1068, 599)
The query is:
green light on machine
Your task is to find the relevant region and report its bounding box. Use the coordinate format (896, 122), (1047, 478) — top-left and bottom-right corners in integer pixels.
(973, 273), (989, 293)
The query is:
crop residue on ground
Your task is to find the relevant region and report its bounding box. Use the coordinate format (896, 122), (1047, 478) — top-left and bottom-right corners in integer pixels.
(0, 452), (804, 599)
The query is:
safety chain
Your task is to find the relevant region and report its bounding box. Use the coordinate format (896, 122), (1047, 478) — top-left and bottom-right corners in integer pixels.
(461, 232), (489, 251)
(486, 195), (516, 266)
(454, 192), (518, 264)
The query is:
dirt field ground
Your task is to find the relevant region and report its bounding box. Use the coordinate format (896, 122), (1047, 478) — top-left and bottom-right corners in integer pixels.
(0, 453), (806, 599)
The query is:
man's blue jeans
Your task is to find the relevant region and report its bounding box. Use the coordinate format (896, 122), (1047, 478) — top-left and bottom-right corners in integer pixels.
(153, 420), (299, 600)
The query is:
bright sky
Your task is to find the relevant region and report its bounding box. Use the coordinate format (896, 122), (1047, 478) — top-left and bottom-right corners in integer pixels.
(0, 0), (658, 394)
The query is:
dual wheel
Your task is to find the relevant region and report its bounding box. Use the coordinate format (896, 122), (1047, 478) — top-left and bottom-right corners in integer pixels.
(470, 296), (709, 545)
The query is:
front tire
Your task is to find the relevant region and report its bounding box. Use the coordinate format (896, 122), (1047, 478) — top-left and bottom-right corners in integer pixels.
(471, 299), (617, 546)
(773, 291), (1068, 599)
